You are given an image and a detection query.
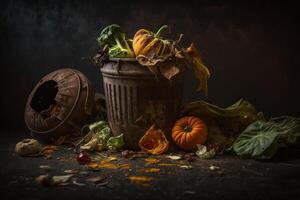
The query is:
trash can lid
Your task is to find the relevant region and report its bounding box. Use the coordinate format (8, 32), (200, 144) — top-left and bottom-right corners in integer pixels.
(24, 68), (82, 133)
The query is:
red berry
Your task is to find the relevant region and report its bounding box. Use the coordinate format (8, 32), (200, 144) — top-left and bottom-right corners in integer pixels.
(77, 151), (91, 164)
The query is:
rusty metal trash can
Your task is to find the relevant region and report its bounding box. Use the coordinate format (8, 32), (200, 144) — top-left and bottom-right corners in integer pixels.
(24, 68), (95, 143)
(100, 58), (184, 150)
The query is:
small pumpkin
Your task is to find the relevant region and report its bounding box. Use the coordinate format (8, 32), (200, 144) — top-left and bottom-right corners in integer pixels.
(172, 116), (208, 150)
(139, 124), (169, 155)
(133, 25), (171, 58)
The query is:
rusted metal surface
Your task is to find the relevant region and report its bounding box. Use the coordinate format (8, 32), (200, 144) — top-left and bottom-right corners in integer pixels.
(24, 68), (95, 142)
(101, 58), (184, 150)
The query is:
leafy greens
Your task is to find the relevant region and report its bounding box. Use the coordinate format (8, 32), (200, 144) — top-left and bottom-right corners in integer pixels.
(96, 24), (134, 58)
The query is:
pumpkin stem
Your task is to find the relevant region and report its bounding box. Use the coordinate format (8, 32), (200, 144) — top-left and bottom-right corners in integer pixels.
(183, 125), (192, 132)
(155, 25), (168, 37)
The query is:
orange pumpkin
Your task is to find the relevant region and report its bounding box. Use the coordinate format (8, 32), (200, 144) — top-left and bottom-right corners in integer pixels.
(139, 124), (169, 155)
(133, 25), (171, 58)
(172, 116), (208, 150)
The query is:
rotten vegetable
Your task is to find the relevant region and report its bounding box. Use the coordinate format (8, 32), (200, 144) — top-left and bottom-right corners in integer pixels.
(79, 120), (124, 152)
(139, 124), (169, 155)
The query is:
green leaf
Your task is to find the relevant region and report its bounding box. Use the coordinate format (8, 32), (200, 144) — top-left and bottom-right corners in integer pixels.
(233, 120), (281, 159)
(107, 134), (124, 150)
(89, 121), (108, 133)
(233, 116), (300, 159)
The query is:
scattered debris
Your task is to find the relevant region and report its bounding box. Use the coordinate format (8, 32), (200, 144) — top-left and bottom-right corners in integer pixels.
(72, 180), (86, 186)
(145, 158), (160, 165)
(167, 155), (182, 160)
(158, 163), (177, 166)
(184, 154), (195, 162)
(40, 145), (58, 157)
(180, 165), (193, 170)
(15, 139), (42, 156)
(142, 168), (161, 173)
(64, 169), (80, 174)
(35, 174), (74, 187)
(52, 175), (74, 185)
(196, 144), (216, 159)
(87, 160), (129, 170)
(107, 156), (118, 161)
(35, 175), (53, 186)
(39, 165), (52, 172)
(209, 165), (220, 171)
(87, 175), (109, 185)
(128, 176), (154, 186)
(121, 150), (131, 158)
(54, 136), (67, 145)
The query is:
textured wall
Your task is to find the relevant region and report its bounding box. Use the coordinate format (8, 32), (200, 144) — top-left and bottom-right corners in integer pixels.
(0, 0), (299, 130)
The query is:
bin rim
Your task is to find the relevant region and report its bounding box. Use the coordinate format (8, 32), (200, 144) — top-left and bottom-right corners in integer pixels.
(104, 58), (137, 62)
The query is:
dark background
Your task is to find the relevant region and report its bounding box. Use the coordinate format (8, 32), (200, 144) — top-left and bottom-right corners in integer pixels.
(0, 0), (299, 132)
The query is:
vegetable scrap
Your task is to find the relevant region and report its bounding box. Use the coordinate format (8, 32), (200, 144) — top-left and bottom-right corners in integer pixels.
(79, 121), (124, 152)
(139, 124), (169, 155)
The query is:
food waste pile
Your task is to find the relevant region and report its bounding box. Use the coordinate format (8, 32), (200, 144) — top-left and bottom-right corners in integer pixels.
(13, 24), (300, 192)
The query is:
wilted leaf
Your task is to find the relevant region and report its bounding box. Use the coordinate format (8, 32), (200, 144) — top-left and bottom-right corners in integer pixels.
(160, 64), (180, 80)
(185, 43), (210, 96)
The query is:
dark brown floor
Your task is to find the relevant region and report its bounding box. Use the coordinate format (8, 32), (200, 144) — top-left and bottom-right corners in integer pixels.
(1, 131), (300, 200)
